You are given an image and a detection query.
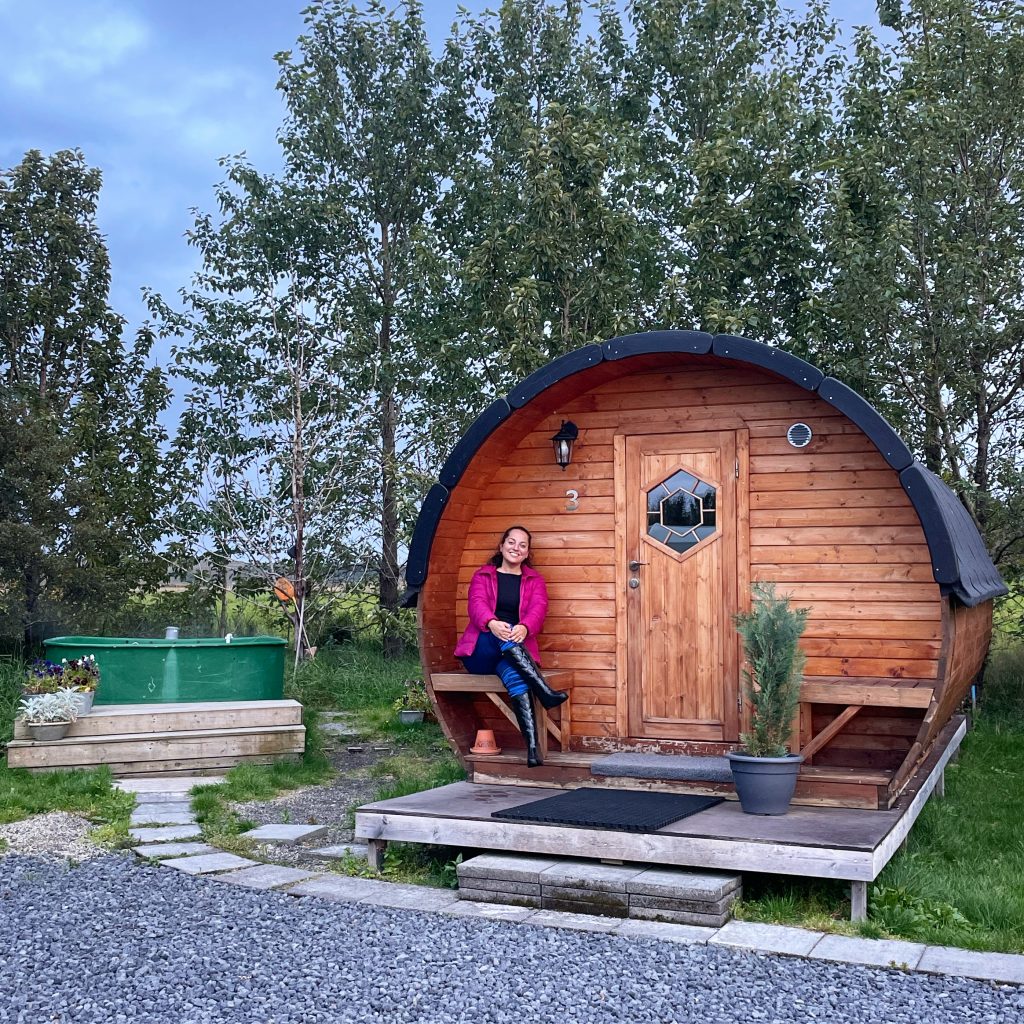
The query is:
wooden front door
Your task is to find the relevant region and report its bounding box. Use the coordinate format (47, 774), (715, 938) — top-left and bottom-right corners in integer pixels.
(620, 430), (746, 742)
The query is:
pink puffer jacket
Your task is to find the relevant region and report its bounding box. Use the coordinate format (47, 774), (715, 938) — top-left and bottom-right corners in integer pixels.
(454, 563), (549, 664)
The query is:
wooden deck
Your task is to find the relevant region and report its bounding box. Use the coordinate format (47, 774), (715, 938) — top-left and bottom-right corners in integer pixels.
(355, 716), (965, 920)
(7, 700), (305, 775)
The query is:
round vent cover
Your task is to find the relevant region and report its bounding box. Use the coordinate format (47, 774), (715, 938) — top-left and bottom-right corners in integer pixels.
(787, 422), (813, 448)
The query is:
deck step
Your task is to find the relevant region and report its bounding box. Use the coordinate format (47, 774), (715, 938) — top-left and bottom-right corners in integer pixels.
(457, 854), (741, 925)
(6, 723), (305, 773)
(592, 753), (734, 784)
(67, 700), (302, 738)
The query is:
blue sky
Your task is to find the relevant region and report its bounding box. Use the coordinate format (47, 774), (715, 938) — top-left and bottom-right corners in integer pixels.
(1, 0), (880, 397)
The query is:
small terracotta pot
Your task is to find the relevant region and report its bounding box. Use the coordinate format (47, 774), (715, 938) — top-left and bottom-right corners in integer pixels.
(470, 729), (501, 755)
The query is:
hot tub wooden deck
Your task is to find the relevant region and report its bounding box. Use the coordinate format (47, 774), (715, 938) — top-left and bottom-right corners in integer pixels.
(355, 717), (965, 920)
(7, 699), (305, 775)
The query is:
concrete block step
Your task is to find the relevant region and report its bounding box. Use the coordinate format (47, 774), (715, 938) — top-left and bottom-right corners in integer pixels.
(457, 854), (742, 924)
(67, 700), (303, 738)
(6, 724), (305, 773)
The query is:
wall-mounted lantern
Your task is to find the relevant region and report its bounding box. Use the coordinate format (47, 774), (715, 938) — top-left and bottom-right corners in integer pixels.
(551, 420), (579, 471)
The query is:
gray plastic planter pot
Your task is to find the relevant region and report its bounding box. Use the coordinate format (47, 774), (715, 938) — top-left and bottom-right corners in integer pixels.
(728, 751), (804, 815)
(27, 721), (72, 742)
(398, 710), (425, 724)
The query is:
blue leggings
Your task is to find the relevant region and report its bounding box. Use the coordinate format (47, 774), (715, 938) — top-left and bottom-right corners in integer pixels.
(460, 629), (528, 697)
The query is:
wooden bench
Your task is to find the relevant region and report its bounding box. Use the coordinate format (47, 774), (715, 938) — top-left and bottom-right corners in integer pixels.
(797, 679), (936, 764)
(430, 671), (570, 760)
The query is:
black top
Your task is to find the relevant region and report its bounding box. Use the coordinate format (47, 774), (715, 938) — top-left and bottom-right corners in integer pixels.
(494, 571), (522, 626)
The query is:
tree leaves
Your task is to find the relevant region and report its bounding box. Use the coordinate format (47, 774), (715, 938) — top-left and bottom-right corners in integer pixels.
(0, 150), (169, 646)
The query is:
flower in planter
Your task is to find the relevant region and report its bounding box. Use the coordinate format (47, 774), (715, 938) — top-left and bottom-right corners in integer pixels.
(23, 659), (63, 695)
(392, 679), (432, 714)
(61, 655), (100, 692)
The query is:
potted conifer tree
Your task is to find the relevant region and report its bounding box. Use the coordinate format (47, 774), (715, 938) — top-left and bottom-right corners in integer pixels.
(728, 583), (809, 815)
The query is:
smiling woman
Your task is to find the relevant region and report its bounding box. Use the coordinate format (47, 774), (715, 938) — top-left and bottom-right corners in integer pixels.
(453, 525), (567, 767)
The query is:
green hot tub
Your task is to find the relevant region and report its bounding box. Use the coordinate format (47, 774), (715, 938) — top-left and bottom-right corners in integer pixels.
(43, 636), (287, 705)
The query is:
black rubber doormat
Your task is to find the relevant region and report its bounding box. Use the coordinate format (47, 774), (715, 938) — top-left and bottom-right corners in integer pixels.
(492, 787), (723, 832)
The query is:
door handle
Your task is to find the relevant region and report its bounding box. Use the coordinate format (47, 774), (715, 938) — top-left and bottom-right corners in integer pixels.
(628, 560), (648, 572)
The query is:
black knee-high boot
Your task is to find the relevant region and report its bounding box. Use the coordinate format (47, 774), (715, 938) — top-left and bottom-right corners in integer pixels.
(509, 691), (542, 767)
(502, 644), (568, 710)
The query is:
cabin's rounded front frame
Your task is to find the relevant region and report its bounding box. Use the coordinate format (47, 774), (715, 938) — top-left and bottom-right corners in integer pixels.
(414, 340), (1003, 808)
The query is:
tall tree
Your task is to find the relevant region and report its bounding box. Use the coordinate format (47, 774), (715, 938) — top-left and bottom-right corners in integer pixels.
(0, 149), (168, 647)
(433, 0), (663, 391)
(273, 0), (451, 657)
(624, 0), (839, 349)
(820, 0), (1024, 570)
(151, 163), (373, 664)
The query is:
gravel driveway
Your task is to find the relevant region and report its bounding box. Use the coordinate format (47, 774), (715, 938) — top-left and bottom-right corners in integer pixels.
(1, 854), (1020, 1024)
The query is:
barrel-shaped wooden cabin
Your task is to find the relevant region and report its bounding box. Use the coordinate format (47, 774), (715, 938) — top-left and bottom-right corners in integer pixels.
(406, 332), (1006, 809)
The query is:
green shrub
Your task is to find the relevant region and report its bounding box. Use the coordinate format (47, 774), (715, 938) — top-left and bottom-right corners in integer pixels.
(733, 583), (809, 757)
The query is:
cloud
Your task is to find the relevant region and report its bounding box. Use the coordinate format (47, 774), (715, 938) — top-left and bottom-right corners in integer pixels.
(1, 2), (149, 92)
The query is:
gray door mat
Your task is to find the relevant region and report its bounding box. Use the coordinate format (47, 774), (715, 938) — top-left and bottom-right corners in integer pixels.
(591, 753), (734, 784)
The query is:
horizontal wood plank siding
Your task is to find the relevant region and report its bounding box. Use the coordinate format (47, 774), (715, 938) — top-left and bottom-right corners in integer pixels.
(420, 355), (946, 769)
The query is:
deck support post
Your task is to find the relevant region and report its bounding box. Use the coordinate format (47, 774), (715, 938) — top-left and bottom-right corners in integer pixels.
(367, 838), (388, 872)
(850, 881), (868, 922)
(933, 768), (945, 799)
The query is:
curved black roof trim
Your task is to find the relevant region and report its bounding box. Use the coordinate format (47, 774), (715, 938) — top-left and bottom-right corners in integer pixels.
(507, 344), (605, 408)
(817, 378), (914, 471)
(405, 483), (451, 587)
(603, 330), (713, 359)
(712, 334), (823, 391)
(899, 465), (1007, 607)
(438, 398), (511, 488)
(407, 331), (1004, 605)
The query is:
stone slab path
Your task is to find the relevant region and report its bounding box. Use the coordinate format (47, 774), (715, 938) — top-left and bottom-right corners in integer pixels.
(121, 777), (1024, 990)
(240, 824), (329, 844)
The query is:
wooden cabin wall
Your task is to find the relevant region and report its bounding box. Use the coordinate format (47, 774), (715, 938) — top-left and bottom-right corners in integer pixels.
(421, 355), (943, 762)
(888, 599), (993, 797)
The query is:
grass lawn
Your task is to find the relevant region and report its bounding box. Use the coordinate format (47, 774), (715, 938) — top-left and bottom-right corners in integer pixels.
(3, 635), (1022, 944)
(737, 648), (1024, 953)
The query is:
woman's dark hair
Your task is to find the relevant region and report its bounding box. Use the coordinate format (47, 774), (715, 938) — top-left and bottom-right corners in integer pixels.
(489, 525), (533, 567)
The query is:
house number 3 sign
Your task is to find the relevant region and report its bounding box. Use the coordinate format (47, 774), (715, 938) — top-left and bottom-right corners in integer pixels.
(566, 489), (579, 511)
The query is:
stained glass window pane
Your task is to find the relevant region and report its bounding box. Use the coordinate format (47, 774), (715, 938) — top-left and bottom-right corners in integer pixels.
(665, 470), (698, 494)
(665, 530), (699, 553)
(645, 469), (718, 554)
(647, 484), (669, 513)
(648, 521), (672, 546)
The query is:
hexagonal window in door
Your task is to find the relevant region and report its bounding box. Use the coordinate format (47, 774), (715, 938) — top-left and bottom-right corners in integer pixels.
(646, 470), (717, 554)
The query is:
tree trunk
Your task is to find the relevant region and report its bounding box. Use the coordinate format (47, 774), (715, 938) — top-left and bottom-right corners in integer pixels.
(22, 565), (41, 654)
(378, 220), (404, 659)
(218, 558), (229, 636)
(380, 382), (403, 658)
